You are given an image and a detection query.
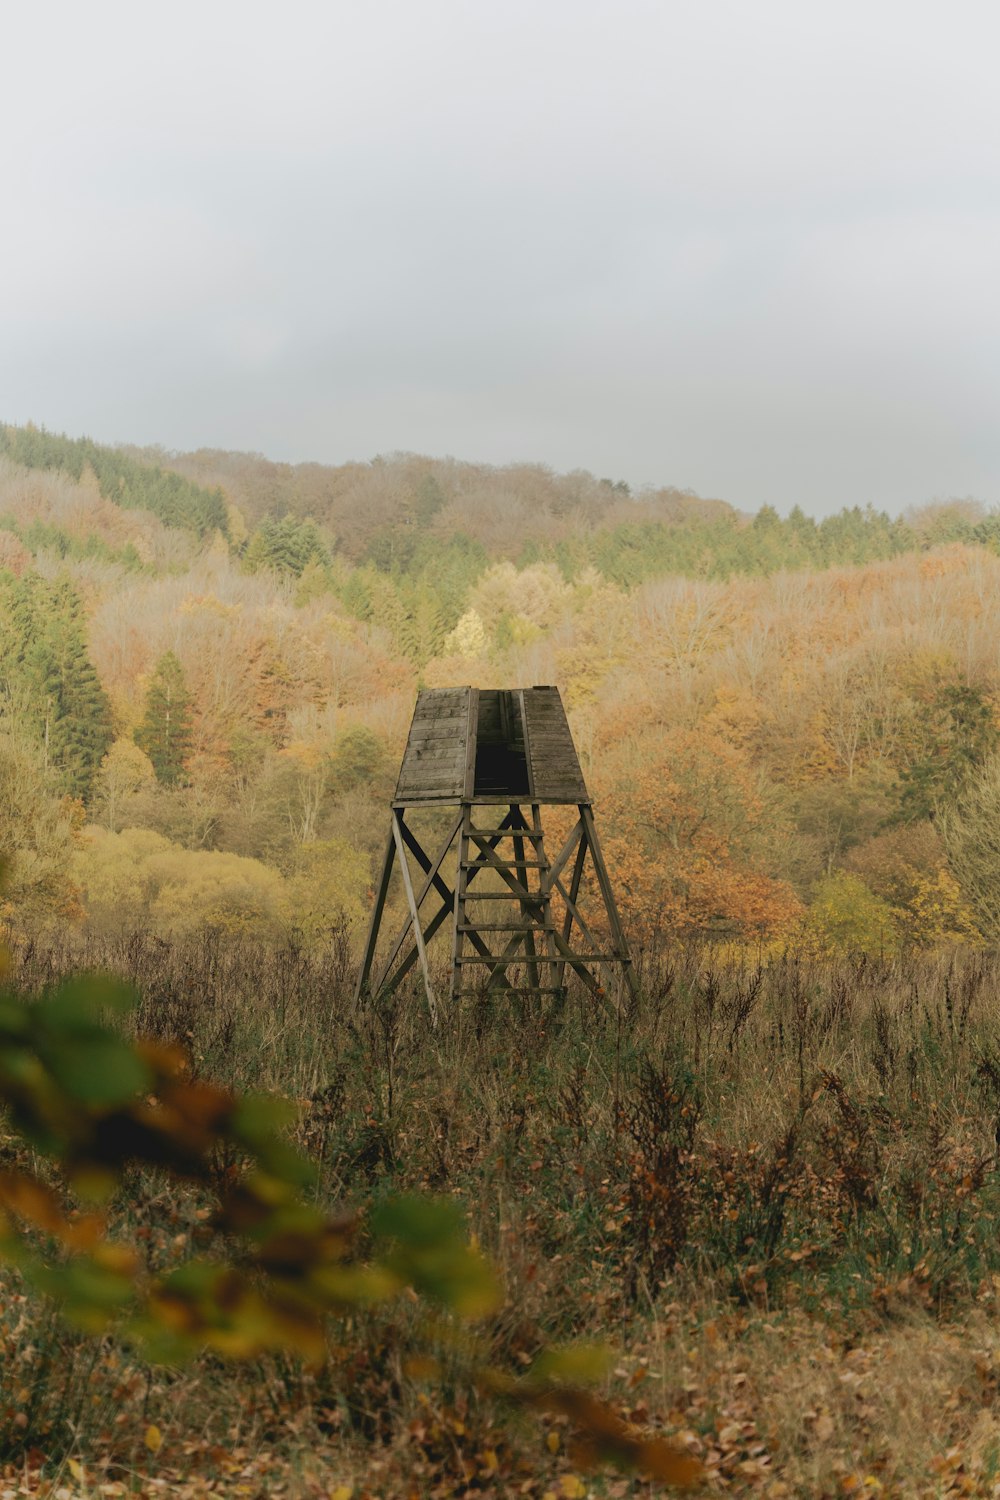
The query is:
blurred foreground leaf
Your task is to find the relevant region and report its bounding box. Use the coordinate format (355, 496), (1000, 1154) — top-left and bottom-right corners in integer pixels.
(0, 960), (697, 1487)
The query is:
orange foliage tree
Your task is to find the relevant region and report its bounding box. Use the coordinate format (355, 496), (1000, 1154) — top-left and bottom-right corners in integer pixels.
(594, 725), (802, 943)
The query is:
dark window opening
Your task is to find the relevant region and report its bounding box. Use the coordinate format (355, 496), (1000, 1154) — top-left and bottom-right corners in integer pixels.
(473, 689), (530, 797)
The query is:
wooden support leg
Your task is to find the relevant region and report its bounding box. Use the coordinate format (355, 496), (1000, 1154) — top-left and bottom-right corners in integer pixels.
(555, 820), (588, 996)
(374, 813), (462, 992)
(530, 802), (560, 994)
(579, 803), (639, 1002)
(512, 805), (541, 994)
(357, 801), (635, 1015)
(391, 810), (438, 1024)
(451, 805), (471, 1004)
(354, 829), (396, 1005)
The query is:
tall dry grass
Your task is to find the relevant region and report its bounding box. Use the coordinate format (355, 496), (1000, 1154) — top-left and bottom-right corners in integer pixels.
(5, 932), (1000, 1494)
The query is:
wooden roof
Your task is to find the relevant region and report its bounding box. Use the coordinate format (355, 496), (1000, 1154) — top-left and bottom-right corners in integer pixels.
(394, 686), (589, 805)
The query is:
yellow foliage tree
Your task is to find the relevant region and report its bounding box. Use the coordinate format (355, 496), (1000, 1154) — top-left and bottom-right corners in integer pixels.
(283, 837), (368, 939)
(74, 828), (290, 939)
(802, 871), (897, 956)
(94, 737), (155, 832)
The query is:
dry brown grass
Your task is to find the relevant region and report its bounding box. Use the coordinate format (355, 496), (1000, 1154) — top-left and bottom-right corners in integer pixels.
(6, 934), (1000, 1495)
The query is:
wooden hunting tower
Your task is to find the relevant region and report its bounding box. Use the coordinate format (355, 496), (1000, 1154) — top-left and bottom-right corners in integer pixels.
(355, 686), (636, 1019)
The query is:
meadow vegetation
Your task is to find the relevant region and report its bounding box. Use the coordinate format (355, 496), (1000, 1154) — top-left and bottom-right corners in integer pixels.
(4, 936), (1000, 1494)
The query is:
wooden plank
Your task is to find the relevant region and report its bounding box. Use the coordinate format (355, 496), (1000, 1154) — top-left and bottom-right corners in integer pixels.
(450, 806), (470, 1005)
(457, 922), (557, 932)
(396, 782), (467, 799)
(516, 690), (536, 799)
(475, 691), (502, 735)
(521, 688), (588, 803)
(404, 722), (470, 745)
(531, 801), (560, 990)
(400, 745), (470, 766)
(555, 826), (588, 994)
(463, 689), (479, 801)
(397, 762), (467, 786)
(412, 687), (467, 711)
(396, 687), (471, 802)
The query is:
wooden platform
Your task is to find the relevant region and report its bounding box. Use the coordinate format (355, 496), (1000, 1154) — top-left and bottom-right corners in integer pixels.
(394, 686), (588, 805)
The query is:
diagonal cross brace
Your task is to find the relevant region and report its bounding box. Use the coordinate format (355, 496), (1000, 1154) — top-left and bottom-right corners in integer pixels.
(373, 812), (520, 1000)
(372, 812), (462, 993)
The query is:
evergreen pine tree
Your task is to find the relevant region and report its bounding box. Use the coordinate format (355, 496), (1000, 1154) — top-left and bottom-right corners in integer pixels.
(0, 574), (112, 801)
(136, 652), (194, 786)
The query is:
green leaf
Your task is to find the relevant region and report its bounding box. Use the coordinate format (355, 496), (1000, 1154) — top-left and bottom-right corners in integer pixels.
(230, 1096), (316, 1187)
(408, 1244), (501, 1318)
(309, 1263), (401, 1305)
(36, 975), (138, 1030)
(230, 1093), (300, 1142)
(529, 1343), (614, 1388)
(30, 1258), (136, 1318)
(371, 1197), (499, 1317)
(371, 1194), (464, 1250)
(0, 996), (29, 1037)
(41, 1035), (152, 1107)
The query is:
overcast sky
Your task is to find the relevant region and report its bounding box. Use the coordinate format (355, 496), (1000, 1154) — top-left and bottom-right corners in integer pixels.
(1, 1), (997, 515)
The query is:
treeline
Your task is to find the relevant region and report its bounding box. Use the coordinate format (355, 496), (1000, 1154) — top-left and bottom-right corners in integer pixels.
(0, 424), (229, 537)
(1, 422), (1000, 956)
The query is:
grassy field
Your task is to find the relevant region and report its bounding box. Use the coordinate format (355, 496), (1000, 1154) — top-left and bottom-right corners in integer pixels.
(5, 935), (1000, 1496)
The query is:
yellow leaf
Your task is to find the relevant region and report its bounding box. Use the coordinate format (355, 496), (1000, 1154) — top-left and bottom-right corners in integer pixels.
(546, 1430), (561, 1454)
(68, 1459), (84, 1481)
(560, 1478), (587, 1499)
(144, 1425), (163, 1454)
(330, 1488), (353, 1500)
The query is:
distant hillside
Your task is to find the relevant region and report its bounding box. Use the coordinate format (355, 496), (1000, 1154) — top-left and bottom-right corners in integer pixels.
(8, 422), (997, 586)
(1, 419), (1000, 957)
(0, 424), (228, 538)
(124, 443), (734, 560)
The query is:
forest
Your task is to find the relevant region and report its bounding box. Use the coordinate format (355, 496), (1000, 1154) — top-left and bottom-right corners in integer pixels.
(1, 420), (999, 961)
(6, 423), (1000, 1495)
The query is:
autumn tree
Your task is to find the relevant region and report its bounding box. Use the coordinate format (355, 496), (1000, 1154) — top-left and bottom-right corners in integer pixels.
(0, 726), (82, 921)
(94, 738), (155, 832)
(803, 871), (896, 954)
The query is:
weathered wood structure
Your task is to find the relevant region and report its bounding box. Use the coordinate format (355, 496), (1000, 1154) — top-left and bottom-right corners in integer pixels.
(355, 686), (636, 1018)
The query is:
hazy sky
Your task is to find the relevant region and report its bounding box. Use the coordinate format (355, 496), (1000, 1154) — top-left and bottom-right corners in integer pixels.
(2, 1), (997, 515)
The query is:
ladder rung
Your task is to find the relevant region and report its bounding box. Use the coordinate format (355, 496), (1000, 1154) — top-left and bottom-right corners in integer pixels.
(468, 828), (543, 839)
(457, 922), (555, 932)
(455, 987), (567, 996)
(456, 955), (559, 964)
(551, 954), (629, 966)
(466, 892), (550, 901)
(463, 859), (546, 869)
